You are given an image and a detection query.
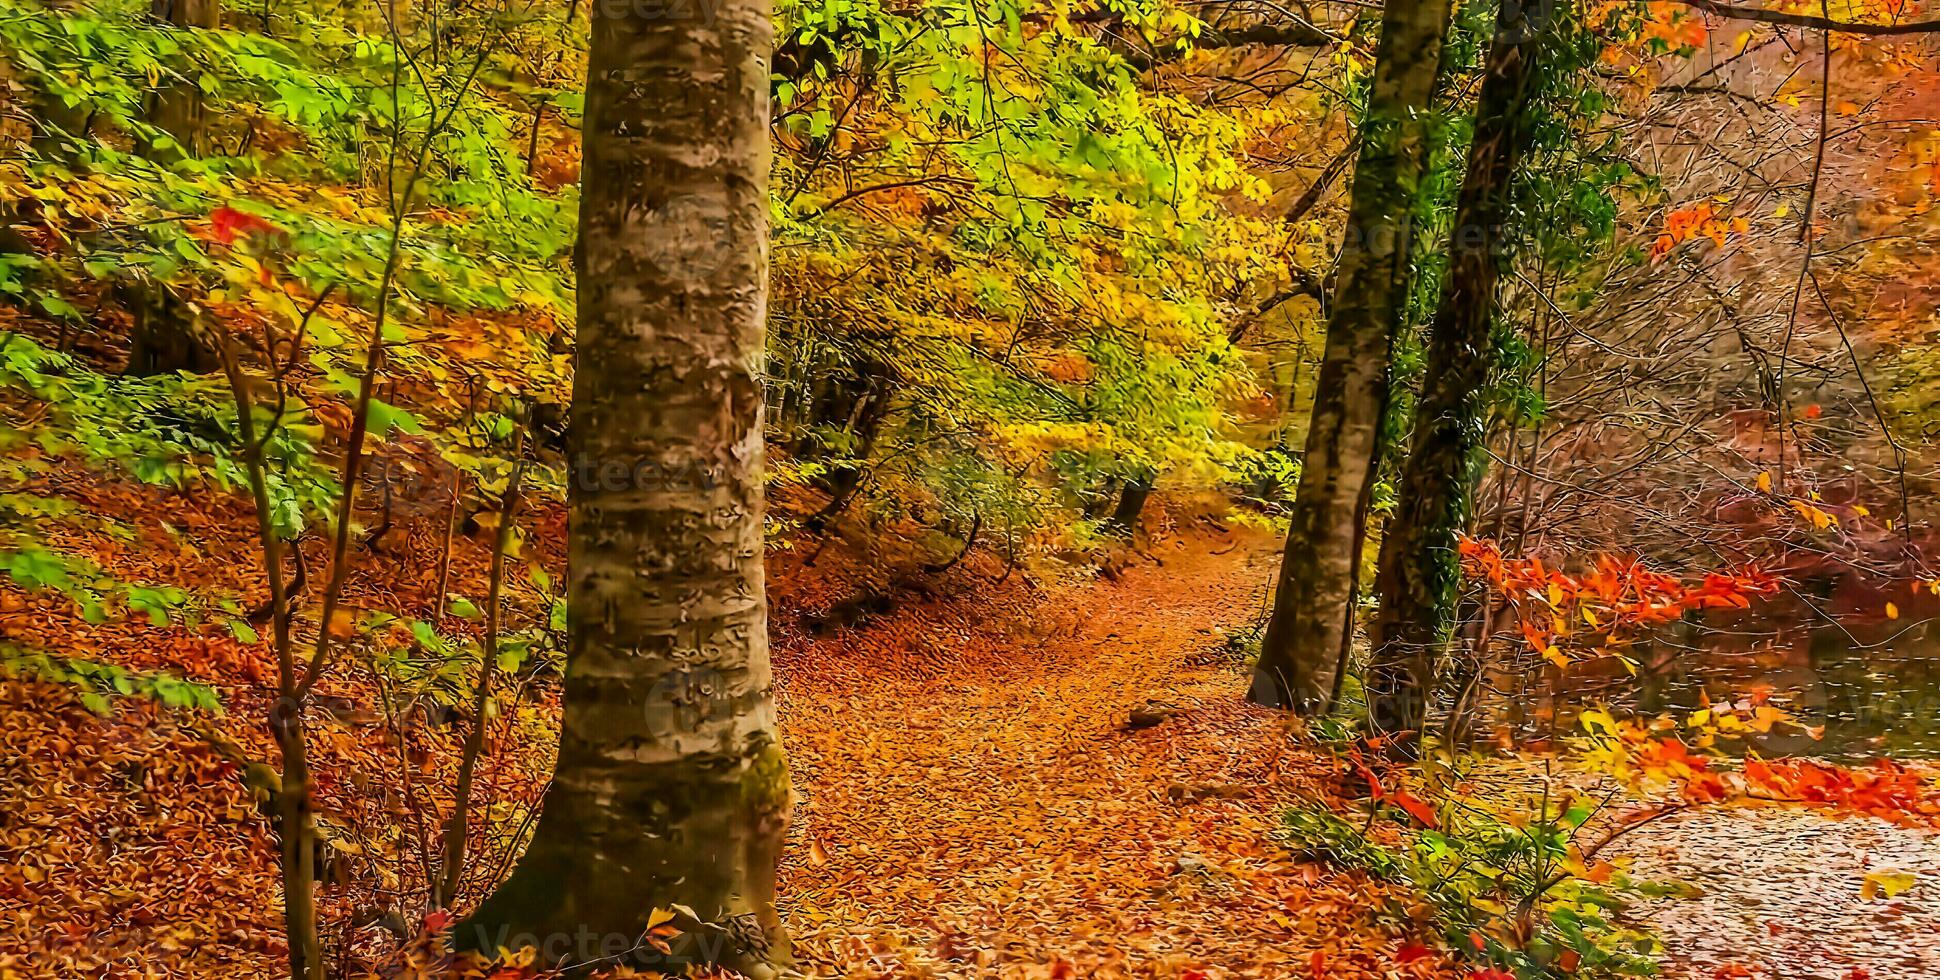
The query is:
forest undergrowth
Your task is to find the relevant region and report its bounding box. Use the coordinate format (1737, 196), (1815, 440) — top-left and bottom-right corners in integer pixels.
(0, 482), (1461, 979)
(11, 476), (1940, 980)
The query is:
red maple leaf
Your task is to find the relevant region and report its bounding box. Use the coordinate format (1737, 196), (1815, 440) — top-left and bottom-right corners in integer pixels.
(1390, 789), (1439, 827)
(208, 205), (281, 245)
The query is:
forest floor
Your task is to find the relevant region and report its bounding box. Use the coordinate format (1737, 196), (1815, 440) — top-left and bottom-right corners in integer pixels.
(1619, 806), (1940, 980)
(769, 520), (1452, 979)
(4, 487), (1937, 979)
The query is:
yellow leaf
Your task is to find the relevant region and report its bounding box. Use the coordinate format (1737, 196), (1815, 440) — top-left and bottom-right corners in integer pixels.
(1580, 708), (1618, 735)
(1756, 471), (1773, 493)
(1790, 499), (1838, 530)
(1862, 869), (1917, 900)
(1886, 602), (1900, 620)
(1544, 646), (1569, 669)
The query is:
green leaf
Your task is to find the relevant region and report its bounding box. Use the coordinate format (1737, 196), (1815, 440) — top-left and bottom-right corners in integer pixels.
(367, 397), (425, 437)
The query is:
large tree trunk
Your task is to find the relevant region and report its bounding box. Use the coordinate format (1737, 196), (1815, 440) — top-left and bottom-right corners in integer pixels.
(1364, 0), (1553, 752)
(455, 0), (790, 973)
(1248, 0), (1455, 712)
(126, 0), (222, 376)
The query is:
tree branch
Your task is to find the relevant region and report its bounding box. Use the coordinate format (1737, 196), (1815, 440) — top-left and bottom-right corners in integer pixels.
(1671, 0), (1940, 35)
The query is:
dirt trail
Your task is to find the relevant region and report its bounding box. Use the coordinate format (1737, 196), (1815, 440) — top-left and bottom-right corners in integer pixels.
(771, 528), (1448, 979)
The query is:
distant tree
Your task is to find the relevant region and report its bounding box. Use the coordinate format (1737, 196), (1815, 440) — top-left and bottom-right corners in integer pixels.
(126, 0), (223, 376)
(1250, 0), (1455, 713)
(456, 0), (793, 972)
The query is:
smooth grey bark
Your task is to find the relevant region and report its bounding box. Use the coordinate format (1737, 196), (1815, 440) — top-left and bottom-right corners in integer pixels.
(1366, 0), (1554, 754)
(1249, 0), (1455, 712)
(455, 0), (791, 972)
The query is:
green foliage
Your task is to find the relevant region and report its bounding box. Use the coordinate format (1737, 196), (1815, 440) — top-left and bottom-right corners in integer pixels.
(366, 607), (562, 717)
(1230, 446), (1302, 506)
(0, 333), (336, 534)
(1, 643), (222, 715)
(4, 0), (1286, 554)
(1283, 792), (1665, 979)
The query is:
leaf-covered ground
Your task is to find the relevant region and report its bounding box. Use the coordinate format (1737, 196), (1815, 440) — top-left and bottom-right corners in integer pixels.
(0, 486), (1456, 978)
(770, 526), (1451, 978)
(12, 478), (1940, 979)
(1619, 806), (1940, 980)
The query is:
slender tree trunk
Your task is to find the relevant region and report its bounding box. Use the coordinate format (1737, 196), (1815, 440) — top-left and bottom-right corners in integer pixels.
(1365, 0), (1554, 753)
(1248, 0), (1455, 712)
(455, 0), (790, 972)
(436, 430), (526, 910)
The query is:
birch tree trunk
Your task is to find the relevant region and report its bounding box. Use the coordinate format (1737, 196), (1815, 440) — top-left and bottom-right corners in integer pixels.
(1249, 0), (1455, 712)
(456, 0), (791, 972)
(1366, 0), (1554, 753)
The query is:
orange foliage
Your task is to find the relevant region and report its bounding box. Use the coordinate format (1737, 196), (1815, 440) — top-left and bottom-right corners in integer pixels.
(1743, 757), (1940, 826)
(1581, 711), (1940, 827)
(1457, 536), (1779, 667)
(1648, 201), (1752, 260)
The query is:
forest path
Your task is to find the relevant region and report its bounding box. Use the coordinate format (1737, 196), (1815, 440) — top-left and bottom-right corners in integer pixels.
(770, 526), (1449, 980)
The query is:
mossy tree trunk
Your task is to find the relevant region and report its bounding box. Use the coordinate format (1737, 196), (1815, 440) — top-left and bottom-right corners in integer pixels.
(455, 0), (790, 973)
(1365, 0), (1554, 753)
(1249, 0), (1455, 713)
